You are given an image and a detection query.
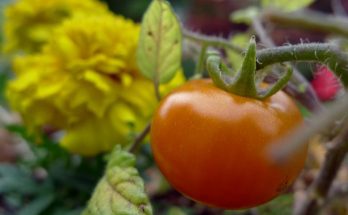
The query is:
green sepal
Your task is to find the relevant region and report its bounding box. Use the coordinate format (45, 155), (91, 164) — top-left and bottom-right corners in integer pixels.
(83, 146), (152, 215)
(258, 66), (292, 99)
(206, 36), (292, 100)
(230, 36), (258, 97)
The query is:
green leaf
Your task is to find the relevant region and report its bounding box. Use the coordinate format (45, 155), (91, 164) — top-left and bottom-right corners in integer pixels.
(262, 0), (314, 12)
(83, 146), (152, 215)
(230, 7), (259, 25)
(137, 0), (182, 84)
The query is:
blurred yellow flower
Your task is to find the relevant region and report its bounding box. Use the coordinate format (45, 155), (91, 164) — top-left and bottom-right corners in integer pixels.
(7, 14), (184, 156)
(3, 0), (108, 53)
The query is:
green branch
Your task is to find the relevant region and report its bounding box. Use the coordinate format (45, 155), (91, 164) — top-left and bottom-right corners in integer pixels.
(251, 18), (322, 111)
(256, 43), (348, 87)
(128, 122), (151, 153)
(184, 30), (348, 88)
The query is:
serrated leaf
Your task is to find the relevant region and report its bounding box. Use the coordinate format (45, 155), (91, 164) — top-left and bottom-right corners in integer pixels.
(262, 0), (314, 12)
(83, 146), (152, 215)
(137, 0), (182, 84)
(230, 7), (259, 25)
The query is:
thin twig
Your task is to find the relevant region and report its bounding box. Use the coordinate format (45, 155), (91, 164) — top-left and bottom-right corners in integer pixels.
(252, 18), (275, 47)
(129, 68), (162, 153)
(183, 29), (244, 53)
(128, 122), (151, 153)
(262, 9), (348, 38)
(295, 123), (348, 215)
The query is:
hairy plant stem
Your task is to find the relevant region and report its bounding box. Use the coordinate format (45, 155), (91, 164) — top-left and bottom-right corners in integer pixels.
(184, 29), (348, 110)
(252, 18), (322, 111)
(262, 9), (348, 38)
(184, 29), (348, 87)
(295, 124), (348, 215)
(256, 43), (348, 87)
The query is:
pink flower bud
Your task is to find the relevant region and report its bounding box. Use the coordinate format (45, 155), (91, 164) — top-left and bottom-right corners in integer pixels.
(310, 66), (341, 101)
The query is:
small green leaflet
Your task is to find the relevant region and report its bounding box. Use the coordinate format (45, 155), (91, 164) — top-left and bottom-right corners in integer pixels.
(83, 146), (152, 215)
(262, 0), (314, 12)
(137, 0), (182, 84)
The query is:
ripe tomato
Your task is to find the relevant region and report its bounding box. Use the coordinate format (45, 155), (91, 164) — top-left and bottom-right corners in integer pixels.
(151, 79), (307, 209)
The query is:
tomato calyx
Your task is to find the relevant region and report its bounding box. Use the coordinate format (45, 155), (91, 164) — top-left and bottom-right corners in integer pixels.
(206, 36), (292, 100)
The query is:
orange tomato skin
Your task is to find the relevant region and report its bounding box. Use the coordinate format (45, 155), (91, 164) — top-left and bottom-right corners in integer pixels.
(151, 79), (307, 209)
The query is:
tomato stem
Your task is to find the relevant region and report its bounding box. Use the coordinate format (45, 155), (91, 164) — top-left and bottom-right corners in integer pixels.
(206, 37), (292, 99)
(183, 28), (348, 89)
(256, 43), (348, 87)
(184, 29), (322, 110)
(251, 17), (323, 110)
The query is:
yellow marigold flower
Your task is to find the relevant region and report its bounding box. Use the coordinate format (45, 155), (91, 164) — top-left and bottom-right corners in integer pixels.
(3, 0), (108, 53)
(60, 79), (158, 155)
(6, 14), (184, 156)
(6, 55), (68, 129)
